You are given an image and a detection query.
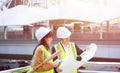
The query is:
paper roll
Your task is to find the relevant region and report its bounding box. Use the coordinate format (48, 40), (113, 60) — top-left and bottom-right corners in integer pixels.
(80, 43), (97, 61)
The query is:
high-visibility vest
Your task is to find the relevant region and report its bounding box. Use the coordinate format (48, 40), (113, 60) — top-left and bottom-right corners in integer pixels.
(33, 45), (54, 73)
(54, 42), (77, 73)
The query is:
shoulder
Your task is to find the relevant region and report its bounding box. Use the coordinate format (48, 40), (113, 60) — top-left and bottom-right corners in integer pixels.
(70, 42), (76, 45)
(35, 45), (45, 52)
(53, 43), (60, 47)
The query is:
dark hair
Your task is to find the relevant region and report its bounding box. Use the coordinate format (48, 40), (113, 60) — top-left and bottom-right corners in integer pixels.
(33, 31), (52, 55)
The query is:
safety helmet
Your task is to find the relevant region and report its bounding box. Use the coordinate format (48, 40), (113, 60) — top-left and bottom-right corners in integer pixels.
(57, 27), (71, 38)
(35, 27), (51, 41)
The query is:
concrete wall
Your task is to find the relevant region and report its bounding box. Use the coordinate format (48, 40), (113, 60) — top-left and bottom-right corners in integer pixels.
(0, 44), (120, 59)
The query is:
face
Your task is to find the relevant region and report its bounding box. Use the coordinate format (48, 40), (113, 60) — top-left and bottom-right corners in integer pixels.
(45, 36), (53, 45)
(61, 37), (70, 43)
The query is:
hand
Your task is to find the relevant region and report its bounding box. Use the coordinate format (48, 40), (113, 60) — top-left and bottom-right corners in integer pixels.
(84, 46), (90, 51)
(52, 62), (59, 67)
(79, 64), (86, 69)
(117, 66), (120, 70)
(56, 67), (62, 72)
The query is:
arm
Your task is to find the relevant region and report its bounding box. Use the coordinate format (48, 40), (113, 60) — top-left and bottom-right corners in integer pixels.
(52, 46), (58, 61)
(75, 44), (86, 69)
(32, 48), (54, 72)
(75, 43), (83, 61)
(75, 43), (83, 55)
(51, 46), (60, 73)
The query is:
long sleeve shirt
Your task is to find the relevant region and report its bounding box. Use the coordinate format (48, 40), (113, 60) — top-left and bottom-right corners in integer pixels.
(32, 47), (54, 72)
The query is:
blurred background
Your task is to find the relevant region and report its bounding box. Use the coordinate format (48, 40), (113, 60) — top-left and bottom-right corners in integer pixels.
(0, 0), (120, 72)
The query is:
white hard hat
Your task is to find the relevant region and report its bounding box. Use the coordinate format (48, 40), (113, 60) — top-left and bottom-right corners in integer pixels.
(35, 27), (51, 41)
(57, 27), (71, 38)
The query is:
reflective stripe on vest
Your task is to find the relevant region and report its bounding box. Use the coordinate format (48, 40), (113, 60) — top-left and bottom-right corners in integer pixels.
(70, 42), (77, 59)
(31, 45), (47, 65)
(40, 45), (47, 60)
(40, 45), (52, 63)
(56, 43), (62, 60)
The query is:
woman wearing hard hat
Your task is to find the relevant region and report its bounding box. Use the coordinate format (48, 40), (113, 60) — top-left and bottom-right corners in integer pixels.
(31, 27), (59, 73)
(52, 26), (84, 73)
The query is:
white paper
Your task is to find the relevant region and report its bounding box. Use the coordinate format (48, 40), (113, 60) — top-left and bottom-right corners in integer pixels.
(59, 56), (85, 73)
(58, 43), (97, 73)
(80, 43), (97, 61)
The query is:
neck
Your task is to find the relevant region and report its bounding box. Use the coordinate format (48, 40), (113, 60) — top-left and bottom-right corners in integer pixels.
(61, 41), (69, 47)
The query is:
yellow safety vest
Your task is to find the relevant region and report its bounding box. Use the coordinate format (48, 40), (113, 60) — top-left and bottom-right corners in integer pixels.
(54, 42), (77, 73)
(33, 45), (54, 73)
